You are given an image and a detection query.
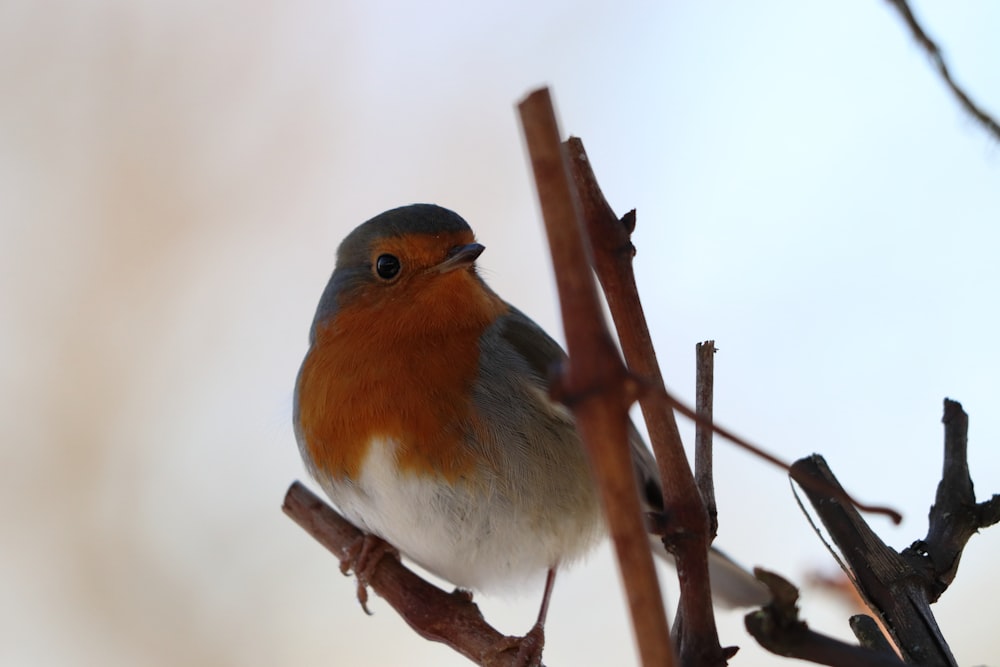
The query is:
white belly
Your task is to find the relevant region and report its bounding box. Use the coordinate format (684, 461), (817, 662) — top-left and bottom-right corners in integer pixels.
(315, 437), (604, 593)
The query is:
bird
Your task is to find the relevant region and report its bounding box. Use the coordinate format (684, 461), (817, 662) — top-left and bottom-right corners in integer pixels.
(293, 203), (767, 662)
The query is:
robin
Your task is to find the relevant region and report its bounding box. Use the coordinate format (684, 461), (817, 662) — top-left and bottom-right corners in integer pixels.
(294, 204), (766, 661)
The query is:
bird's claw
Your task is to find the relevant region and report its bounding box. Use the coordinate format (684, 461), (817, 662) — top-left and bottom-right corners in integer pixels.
(339, 533), (398, 615)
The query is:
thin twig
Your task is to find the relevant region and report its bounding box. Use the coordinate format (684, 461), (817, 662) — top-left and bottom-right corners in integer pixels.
(518, 88), (675, 667)
(695, 340), (719, 540)
(885, 0), (1000, 141)
(564, 137), (728, 665)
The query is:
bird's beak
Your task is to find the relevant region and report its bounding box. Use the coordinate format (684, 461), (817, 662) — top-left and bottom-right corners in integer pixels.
(436, 242), (485, 273)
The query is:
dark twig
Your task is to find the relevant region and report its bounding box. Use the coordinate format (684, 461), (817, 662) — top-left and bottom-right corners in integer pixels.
(788, 399), (1000, 665)
(282, 482), (523, 666)
(695, 340), (719, 540)
(904, 399), (1000, 601)
(885, 0), (1000, 141)
(518, 89), (674, 667)
(849, 615), (898, 656)
(790, 455), (958, 666)
(745, 570), (906, 667)
(565, 137), (727, 665)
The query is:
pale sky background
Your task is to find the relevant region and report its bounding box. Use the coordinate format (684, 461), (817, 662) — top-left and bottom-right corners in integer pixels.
(2, 1), (998, 666)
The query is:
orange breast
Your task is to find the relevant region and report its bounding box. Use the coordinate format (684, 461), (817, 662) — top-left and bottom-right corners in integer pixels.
(297, 269), (508, 482)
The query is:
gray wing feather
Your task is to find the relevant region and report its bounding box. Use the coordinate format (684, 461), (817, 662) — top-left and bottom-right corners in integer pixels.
(494, 308), (768, 607)
(491, 307), (665, 512)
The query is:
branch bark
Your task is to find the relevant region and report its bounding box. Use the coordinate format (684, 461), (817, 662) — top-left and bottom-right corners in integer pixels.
(745, 570), (906, 667)
(695, 340), (719, 541)
(517, 88), (674, 667)
(849, 615), (898, 656)
(565, 136), (728, 666)
(908, 399), (1000, 600)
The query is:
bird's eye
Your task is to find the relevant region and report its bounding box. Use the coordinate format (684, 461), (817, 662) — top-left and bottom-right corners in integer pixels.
(375, 254), (401, 280)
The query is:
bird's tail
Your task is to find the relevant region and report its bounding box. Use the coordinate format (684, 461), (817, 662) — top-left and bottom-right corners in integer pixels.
(650, 539), (770, 608)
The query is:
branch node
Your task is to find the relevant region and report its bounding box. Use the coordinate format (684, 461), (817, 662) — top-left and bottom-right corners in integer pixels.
(620, 209), (637, 235)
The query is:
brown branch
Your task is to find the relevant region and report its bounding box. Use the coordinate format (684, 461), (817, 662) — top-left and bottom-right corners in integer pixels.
(517, 88), (674, 667)
(745, 570), (906, 667)
(885, 0), (1000, 142)
(695, 340), (719, 541)
(282, 482), (523, 666)
(564, 137), (726, 666)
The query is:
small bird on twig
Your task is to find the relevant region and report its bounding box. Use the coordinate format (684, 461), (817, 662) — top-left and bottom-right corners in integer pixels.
(294, 204), (766, 664)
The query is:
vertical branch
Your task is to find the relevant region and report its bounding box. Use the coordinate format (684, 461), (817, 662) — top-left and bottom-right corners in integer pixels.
(517, 88), (674, 667)
(903, 399), (1000, 599)
(695, 340), (718, 541)
(565, 137), (727, 665)
(920, 399), (977, 597)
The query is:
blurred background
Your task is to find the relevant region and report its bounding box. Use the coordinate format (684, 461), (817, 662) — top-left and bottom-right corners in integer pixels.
(2, 1), (998, 665)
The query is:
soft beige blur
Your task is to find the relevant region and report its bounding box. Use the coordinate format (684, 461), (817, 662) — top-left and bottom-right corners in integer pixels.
(1, 3), (550, 665)
(1, 3), (345, 664)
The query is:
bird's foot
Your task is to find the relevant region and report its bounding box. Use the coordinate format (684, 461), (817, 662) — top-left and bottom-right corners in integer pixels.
(339, 533), (399, 615)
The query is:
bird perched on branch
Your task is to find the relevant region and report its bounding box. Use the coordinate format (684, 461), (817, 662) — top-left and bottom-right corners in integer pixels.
(294, 204), (766, 662)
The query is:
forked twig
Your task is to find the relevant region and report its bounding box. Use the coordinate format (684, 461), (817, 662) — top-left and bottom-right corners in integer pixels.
(785, 399), (1000, 665)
